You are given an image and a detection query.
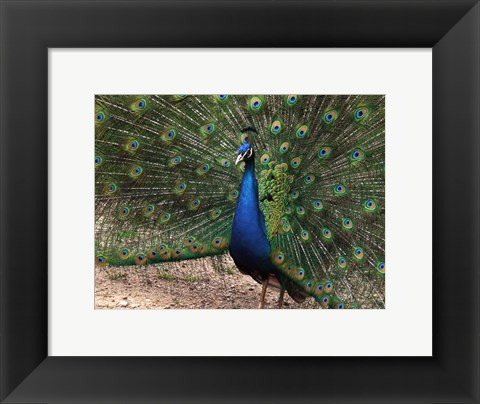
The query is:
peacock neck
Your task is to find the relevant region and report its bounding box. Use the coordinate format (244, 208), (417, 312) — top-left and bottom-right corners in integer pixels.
(230, 157), (274, 278)
(237, 158), (259, 222)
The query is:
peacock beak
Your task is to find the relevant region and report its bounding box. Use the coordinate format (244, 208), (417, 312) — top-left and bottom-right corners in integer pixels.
(235, 153), (244, 165)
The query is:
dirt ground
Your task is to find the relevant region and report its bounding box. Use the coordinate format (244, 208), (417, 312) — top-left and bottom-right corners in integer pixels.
(95, 254), (319, 309)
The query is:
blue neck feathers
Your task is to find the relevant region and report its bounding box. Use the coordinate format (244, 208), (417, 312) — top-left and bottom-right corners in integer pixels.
(229, 157), (275, 278)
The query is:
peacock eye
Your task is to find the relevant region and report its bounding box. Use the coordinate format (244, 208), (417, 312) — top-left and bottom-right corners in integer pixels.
(96, 113), (104, 122)
(304, 174), (315, 185)
(324, 110), (337, 123)
(219, 95), (227, 100)
(95, 156), (101, 165)
(286, 95), (298, 106)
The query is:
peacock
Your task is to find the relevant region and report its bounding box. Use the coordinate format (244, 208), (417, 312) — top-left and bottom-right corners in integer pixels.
(95, 95), (385, 309)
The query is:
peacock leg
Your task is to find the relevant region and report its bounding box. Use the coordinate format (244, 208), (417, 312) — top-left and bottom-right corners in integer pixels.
(258, 278), (269, 309)
(277, 287), (285, 309)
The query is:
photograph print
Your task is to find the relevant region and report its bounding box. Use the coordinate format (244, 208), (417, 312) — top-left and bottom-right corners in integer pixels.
(95, 95), (385, 309)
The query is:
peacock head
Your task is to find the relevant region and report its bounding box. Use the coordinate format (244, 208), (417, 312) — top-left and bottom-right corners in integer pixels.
(235, 143), (254, 165)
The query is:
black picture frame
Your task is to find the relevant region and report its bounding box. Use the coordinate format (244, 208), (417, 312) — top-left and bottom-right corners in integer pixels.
(1, 0), (479, 403)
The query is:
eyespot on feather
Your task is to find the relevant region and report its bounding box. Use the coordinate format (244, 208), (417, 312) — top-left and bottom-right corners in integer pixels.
(342, 217), (354, 231)
(353, 246), (364, 261)
(119, 248), (131, 260)
(134, 253), (147, 265)
(354, 106), (369, 121)
(321, 227), (333, 241)
(270, 120), (282, 135)
(376, 261), (385, 274)
(333, 183), (347, 196)
(323, 109), (338, 124)
(295, 124), (308, 139)
(290, 156), (301, 169)
(248, 96), (264, 112)
(272, 251), (285, 265)
(318, 146), (332, 160)
(363, 198), (378, 212)
(285, 95), (299, 106)
(337, 256), (348, 270)
(313, 200), (324, 211)
(96, 255), (107, 267)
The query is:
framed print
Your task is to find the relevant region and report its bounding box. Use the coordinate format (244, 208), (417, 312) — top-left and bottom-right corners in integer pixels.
(48, 48), (431, 357)
(1, 1), (479, 403)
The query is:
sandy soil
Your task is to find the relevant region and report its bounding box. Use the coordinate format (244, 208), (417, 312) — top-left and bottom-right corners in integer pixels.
(95, 254), (319, 309)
